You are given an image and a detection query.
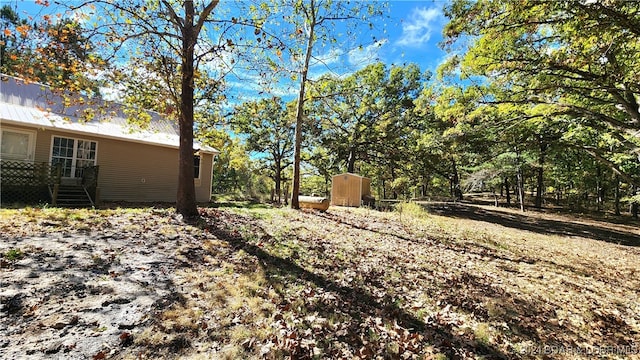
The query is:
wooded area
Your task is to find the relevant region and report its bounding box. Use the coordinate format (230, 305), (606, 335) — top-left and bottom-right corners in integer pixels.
(2, 2), (640, 358)
(1, 0), (639, 216)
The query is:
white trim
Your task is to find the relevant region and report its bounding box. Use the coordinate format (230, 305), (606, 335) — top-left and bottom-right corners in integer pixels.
(0, 126), (36, 161)
(193, 154), (201, 180)
(0, 119), (219, 155)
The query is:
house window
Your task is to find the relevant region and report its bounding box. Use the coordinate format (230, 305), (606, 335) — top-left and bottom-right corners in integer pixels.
(1, 129), (35, 161)
(50, 136), (97, 178)
(194, 155), (201, 179)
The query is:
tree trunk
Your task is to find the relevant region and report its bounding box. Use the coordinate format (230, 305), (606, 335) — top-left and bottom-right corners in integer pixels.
(382, 179), (387, 199)
(614, 175), (621, 216)
(535, 142), (547, 209)
(517, 172), (525, 211)
(504, 177), (511, 206)
(391, 164), (397, 199)
(596, 166), (603, 212)
(291, 1), (316, 210)
(451, 160), (462, 201)
(176, 0), (198, 219)
(324, 176), (329, 197)
(347, 148), (356, 173)
(283, 181), (290, 205)
(275, 167), (282, 204)
(632, 186), (638, 220)
(516, 154), (525, 212)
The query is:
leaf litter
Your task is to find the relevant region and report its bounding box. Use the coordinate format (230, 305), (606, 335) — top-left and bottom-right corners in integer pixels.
(0, 204), (638, 359)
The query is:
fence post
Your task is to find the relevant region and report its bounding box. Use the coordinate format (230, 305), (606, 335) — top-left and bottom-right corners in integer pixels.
(52, 163), (62, 206)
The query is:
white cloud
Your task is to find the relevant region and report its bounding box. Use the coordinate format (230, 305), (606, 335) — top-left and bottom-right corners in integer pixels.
(226, 69), (298, 103)
(348, 39), (388, 68)
(311, 48), (345, 68)
(306, 47), (345, 80)
(396, 7), (442, 47)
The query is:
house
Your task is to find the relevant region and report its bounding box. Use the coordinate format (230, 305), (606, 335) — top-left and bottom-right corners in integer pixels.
(330, 173), (373, 207)
(0, 74), (218, 206)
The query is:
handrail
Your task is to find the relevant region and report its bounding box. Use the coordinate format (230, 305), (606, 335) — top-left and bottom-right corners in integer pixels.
(82, 185), (95, 208)
(81, 165), (99, 206)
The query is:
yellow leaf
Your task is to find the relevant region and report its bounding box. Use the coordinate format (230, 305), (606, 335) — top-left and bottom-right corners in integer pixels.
(16, 25), (30, 36)
(3, 29), (11, 36)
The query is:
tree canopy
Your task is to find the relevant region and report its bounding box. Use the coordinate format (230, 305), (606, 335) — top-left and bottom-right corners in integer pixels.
(9, 0), (640, 215)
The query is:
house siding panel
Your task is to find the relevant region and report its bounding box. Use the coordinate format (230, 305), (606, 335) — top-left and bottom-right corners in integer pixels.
(4, 124), (212, 203)
(98, 139), (179, 202)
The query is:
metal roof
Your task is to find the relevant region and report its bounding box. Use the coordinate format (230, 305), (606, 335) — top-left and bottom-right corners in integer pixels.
(0, 75), (218, 154)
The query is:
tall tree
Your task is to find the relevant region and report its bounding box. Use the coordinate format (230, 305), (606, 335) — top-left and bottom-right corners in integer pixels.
(308, 62), (423, 174)
(56, 0), (236, 218)
(261, 0), (385, 209)
(232, 97), (294, 204)
(0, 4), (27, 73)
(1, 5), (101, 91)
(442, 0), (640, 191)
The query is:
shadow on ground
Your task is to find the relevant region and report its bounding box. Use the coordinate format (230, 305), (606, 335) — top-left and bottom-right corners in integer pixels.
(423, 203), (640, 247)
(202, 210), (515, 359)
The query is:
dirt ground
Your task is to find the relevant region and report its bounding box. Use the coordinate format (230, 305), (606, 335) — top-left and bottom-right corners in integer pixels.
(1, 203), (639, 359)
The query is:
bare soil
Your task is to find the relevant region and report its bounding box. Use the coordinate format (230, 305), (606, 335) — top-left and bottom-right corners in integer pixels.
(1, 203), (639, 359)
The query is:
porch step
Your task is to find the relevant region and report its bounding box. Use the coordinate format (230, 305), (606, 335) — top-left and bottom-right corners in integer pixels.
(54, 185), (94, 208)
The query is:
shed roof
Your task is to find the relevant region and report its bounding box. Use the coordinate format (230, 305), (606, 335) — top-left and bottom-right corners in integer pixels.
(333, 173), (367, 179)
(0, 75), (218, 154)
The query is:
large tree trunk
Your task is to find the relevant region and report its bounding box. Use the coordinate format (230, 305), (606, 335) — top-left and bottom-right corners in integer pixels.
(291, 0), (316, 210)
(176, 1), (198, 219)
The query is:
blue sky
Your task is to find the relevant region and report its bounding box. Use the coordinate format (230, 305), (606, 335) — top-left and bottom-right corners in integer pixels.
(8, 0), (450, 102)
(380, 1), (449, 73)
(225, 1), (451, 103)
(282, 1), (450, 86)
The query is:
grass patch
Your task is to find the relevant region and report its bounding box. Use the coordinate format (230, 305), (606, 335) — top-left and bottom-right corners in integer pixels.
(3, 248), (24, 261)
(394, 201), (430, 218)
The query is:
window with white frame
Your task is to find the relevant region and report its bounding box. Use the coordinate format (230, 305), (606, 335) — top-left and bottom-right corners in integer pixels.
(50, 136), (97, 178)
(1, 128), (35, 161)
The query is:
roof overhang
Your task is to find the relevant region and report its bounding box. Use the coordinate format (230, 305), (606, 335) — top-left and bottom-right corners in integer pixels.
(0, 102), (219, 154)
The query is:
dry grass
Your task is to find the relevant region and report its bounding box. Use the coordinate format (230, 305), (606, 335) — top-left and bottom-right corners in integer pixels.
(195, 204), (639, 359)
(2, 203), (639, 359)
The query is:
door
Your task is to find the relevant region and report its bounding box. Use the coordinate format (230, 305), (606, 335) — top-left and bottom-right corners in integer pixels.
(50, 136), (98, 178)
